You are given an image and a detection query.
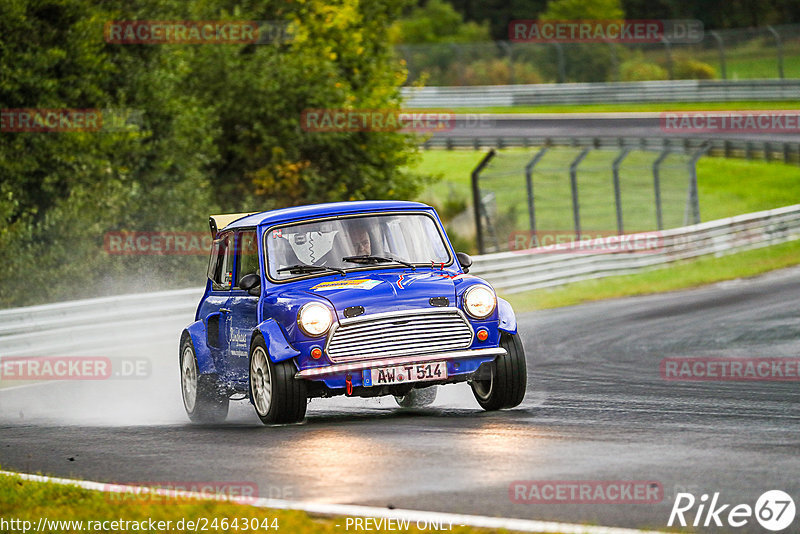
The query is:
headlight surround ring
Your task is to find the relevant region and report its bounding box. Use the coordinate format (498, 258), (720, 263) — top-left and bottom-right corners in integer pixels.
(297, 302), (333, 337)
(463, 285), (497, 319)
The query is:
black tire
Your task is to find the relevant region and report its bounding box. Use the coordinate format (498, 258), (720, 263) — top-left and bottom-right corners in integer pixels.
(470, 333), (527, 410)
(249, 334), (307, 424)
(180, 336), (229, 423)
(394, 385), (438, 408)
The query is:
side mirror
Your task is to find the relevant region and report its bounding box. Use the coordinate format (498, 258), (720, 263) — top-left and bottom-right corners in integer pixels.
(456, 252), (472, 273)
(239, 273), (261, 296)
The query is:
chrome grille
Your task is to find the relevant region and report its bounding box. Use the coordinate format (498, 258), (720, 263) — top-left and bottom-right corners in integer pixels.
(325, 308), (474, 363)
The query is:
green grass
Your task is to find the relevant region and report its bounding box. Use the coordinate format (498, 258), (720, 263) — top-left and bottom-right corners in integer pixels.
(0, 473), (500, 534)
(449, 101), (800, 114)
(722, 54), (800, 79)
(501, 238), (800, 312)
(412, 149), (800, 309)
(414, 148), (800, 231)
(657, 40), (800, 80)
(696, 157), (800, 221)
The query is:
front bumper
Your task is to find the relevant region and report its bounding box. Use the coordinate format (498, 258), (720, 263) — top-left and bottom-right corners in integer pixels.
(295, 347), (506, 379)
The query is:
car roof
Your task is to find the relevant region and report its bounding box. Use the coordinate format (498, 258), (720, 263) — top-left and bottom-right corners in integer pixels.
(222, 200), (434, 230)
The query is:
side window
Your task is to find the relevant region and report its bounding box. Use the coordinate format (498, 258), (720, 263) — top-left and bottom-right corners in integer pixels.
(207, 232), (233, 291)
(236, 230), (260, 285)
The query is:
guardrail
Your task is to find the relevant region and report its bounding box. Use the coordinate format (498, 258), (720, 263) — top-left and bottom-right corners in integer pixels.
(402, 80), (800, 107)
(422, 135), (800, 164)
(398, 24), (800, 85)
(1, 204), (798, 355)
(0, 288), (202, 357)
(472, 203), (800, 293)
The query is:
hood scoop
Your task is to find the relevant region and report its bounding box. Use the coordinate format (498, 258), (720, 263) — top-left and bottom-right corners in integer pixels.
(343, 305), (365, 318)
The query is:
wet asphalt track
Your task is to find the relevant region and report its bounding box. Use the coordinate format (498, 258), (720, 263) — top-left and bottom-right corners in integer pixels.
(1, 266), (799, 532)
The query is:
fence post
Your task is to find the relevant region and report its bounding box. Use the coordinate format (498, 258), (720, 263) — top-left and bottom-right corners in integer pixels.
(766, 26), (785, 79)
(570, 148), (590, 240)
(551, 42), (566, 83)
(709, 31), (727, 80)
(451, 43), (466, 85)
(612, 148), (630, 234)
(662, 38), (674, 79)
(471, 149), (496, 255)
(499, 41), (514, 85)
(604, 40), (620, 82)
(524, 146), (549, 235)
(653, 147), (671, 231)
(685, 143), (709, 226)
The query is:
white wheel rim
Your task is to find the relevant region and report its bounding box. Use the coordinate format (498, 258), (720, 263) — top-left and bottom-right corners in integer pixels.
(181, 346), (198, 413)
(250, 346), (272, 416)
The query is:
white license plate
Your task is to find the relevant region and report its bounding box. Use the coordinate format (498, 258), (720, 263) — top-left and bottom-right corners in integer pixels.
(363, 361), (448, 387)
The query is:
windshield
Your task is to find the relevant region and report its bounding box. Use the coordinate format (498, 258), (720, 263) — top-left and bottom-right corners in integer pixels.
(266, 213), (451, 281)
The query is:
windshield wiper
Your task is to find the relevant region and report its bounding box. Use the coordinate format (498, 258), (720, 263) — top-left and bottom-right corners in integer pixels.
(342, 255), (416, 271)
(277, 263), (346, 276)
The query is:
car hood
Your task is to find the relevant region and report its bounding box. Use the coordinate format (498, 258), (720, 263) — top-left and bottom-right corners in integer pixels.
(288, 269), (460, 318)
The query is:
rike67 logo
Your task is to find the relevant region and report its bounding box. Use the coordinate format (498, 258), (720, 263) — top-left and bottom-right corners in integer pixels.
(669, 490), (796, 531)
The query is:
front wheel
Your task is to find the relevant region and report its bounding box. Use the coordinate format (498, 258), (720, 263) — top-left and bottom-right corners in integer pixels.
(394, 385), (438, 408)
(470, 333), (527, 410)
(249, 335), (307, 425)
(180, 337), (229, 423)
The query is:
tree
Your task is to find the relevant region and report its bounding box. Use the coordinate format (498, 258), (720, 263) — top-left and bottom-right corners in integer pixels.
(0, 0), (429, 306)
(540, 0), (625, 20)
(447, 0), (549, 41)
(177, 0), (430, 211)
(389, 0), (491, 44)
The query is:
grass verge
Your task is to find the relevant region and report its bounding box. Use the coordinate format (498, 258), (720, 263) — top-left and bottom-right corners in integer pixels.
(414, 149), (800, 227)
(0, 473), (499, 534)
(501, 238), (800, 312)
(445, 101), (800, 114)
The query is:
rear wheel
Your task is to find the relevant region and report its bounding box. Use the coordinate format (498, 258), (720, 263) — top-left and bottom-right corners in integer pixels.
(250, 335), (307, 424)
(180, 337), (229, 423)
(394, 385), (438, 408)
(470, 333), (527, 410)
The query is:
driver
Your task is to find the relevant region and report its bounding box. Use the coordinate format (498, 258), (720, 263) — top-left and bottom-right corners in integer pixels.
(314, 221), (373, 267)
(351, 225), (372, 256)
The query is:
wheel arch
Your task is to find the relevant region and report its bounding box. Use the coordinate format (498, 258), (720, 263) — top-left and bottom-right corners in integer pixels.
(182, 320), (216, 375)
(497, 297), (517, 335)
(253, 319), (300, 364)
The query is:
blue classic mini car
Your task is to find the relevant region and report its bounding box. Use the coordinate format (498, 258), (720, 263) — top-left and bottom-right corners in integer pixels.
(180, 201), (526, 424)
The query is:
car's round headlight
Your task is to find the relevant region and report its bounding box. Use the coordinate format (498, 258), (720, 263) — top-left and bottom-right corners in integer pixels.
(297, 303), (333, 337)
(463, 285), (496, 319)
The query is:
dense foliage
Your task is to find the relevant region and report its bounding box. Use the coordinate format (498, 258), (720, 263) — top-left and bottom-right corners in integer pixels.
(445, 0), (800, 40)
(0, 0), (428, 307)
